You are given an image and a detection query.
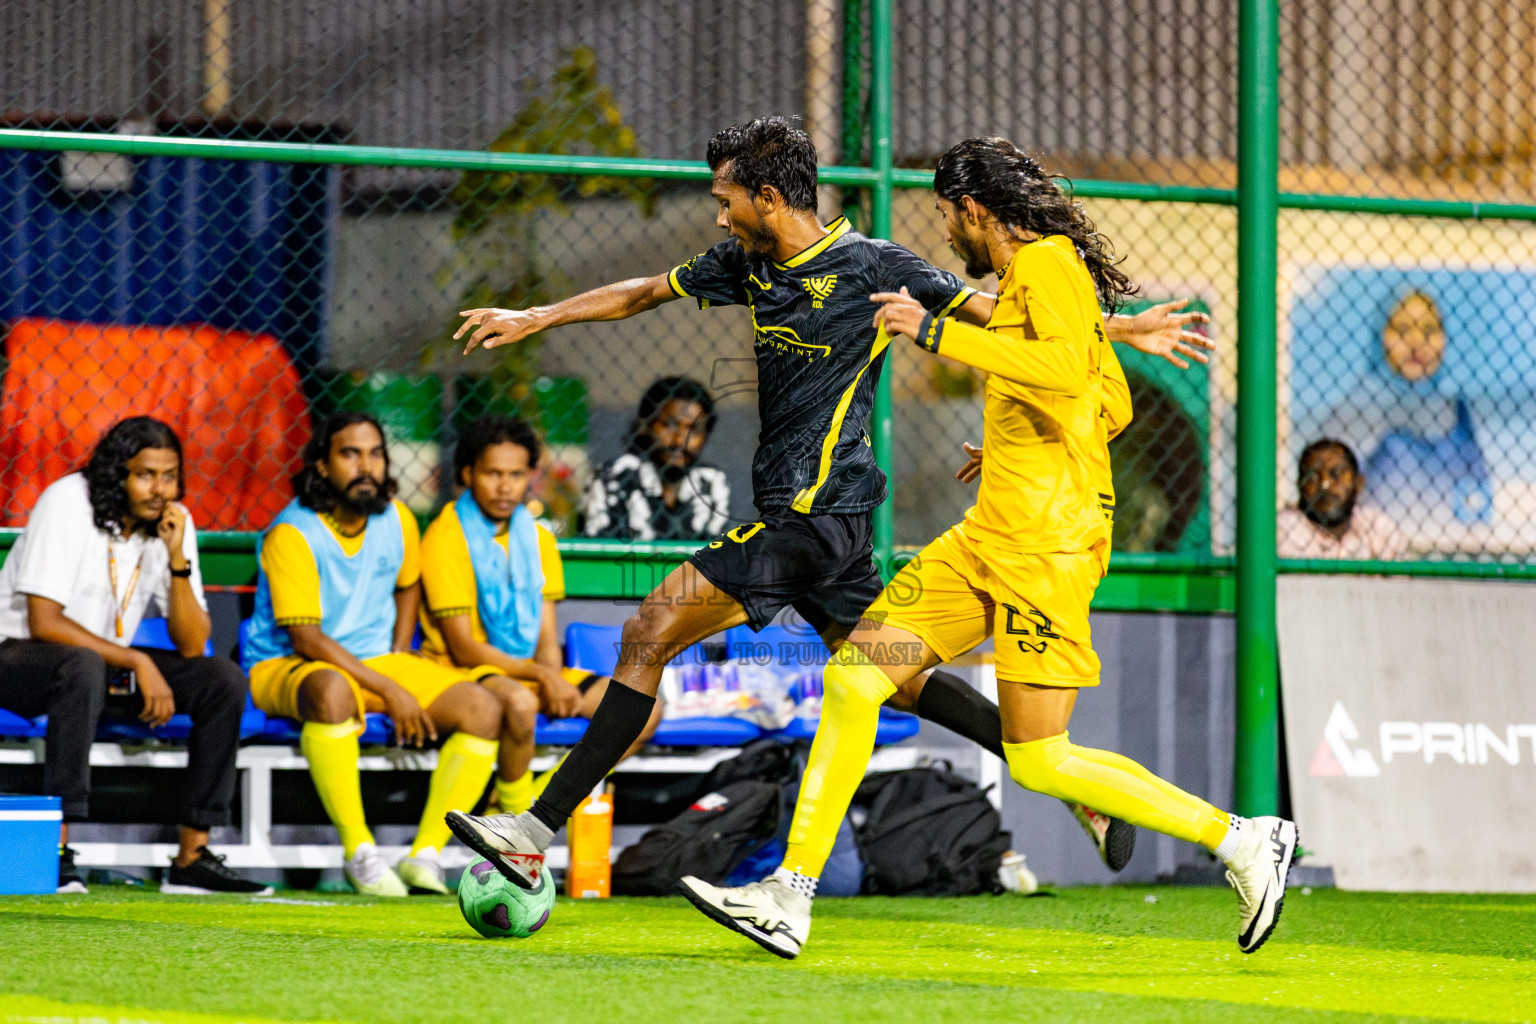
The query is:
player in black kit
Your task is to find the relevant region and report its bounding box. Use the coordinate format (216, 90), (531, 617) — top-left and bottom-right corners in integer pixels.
(448, 118), (1207, 887)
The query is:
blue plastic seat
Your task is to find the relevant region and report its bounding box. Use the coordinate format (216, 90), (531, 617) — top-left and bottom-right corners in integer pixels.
(564, 622), (711, 677)
(724, 624), (829, 670)
(92, 618), (265, 742)
(725, 624), (919, 745)
(131, 617), (215, 658)
(562, 623), (760, 746)
(534, 715), (587, 746)
(0, 708), (46, 738)
(654, 716), (763, 746)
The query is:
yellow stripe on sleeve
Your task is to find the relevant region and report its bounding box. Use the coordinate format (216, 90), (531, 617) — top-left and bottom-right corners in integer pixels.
(791, 327), (893, 513)
(939, 286), (978, 318)
(667, 265), (690, 298)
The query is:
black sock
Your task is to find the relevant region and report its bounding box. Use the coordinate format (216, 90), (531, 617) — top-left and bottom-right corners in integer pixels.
(913, 669), (1005, 760)
(529, 681), (656, 832)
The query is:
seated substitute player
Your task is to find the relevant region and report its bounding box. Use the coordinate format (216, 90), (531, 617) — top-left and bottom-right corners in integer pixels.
(242, 411), (515, 897)
(681, 137), (1297, 959)
(447, 117), (1210, 888)
(419, 415), (661, 817)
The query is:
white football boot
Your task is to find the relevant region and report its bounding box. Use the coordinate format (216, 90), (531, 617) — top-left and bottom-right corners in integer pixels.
(677, 875), (811, 960)
(1066, 802), (1138, 872)
(1224, 816), (1299, 953)
(445, 810), (546, 889)
(344, 843), (408, 897)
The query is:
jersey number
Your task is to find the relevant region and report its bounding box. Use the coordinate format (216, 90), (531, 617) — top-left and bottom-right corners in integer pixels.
(709, 522), (765, 548)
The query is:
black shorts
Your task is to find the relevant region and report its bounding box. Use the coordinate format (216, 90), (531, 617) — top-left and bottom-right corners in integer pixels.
(688, 510), (885, 634)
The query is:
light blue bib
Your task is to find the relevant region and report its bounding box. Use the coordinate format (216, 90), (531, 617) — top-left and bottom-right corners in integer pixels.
(457, 492), (543, 660)
(242, 500), (406, 671)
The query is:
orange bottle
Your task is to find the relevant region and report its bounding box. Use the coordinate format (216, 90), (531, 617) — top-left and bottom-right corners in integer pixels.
(566, 783), (613, 898)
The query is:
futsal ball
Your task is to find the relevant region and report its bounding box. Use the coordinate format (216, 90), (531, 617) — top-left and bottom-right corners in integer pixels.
(457, 856), (556, 938)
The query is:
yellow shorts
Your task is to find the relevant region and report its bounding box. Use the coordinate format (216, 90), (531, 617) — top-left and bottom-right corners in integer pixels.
(249, 651), (489, 723)
(867, 524), (1104, 687)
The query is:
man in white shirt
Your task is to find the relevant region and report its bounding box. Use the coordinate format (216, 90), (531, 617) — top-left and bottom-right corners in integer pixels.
(0, 417), (268, 895)
(1277, 439), (1409, 560)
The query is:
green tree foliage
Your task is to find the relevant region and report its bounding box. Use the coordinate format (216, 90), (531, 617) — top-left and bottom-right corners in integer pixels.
(430, 46), (654, 405)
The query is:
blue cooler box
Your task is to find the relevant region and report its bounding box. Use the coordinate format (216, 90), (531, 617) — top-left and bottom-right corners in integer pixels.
(0, 795), (62, 894)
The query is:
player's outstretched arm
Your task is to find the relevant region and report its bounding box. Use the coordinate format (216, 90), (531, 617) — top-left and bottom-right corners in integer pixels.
(457, 273), (679, 354)
(1104, 298), (1212, 369)
(872, 287), (1088, 396)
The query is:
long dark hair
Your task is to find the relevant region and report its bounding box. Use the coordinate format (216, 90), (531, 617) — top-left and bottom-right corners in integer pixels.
(84, 417), (184, 536)
(934, 137), (1138, 310)
(292, 411), (398, 514)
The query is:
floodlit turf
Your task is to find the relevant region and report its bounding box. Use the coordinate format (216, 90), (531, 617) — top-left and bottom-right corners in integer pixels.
(2, 887), (1532, 1024)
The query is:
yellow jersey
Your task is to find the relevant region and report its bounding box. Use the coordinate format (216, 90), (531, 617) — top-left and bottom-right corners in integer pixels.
(417, 499), (565, 664)
(916, 234), (1124, 560)
(260, 499), (420, 625)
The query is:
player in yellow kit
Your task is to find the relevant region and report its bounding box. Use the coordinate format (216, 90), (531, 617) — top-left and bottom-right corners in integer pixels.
(681, 137), (1298, 959)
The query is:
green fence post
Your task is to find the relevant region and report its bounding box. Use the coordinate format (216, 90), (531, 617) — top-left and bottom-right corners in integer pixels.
(1235, 0), (1281, 817)
(869, 0), (895, 575)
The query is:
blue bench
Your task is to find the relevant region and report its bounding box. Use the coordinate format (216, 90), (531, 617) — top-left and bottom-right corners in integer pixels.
(561, 622), (761, 746)
(0, 618), (266, 742)
(723, 624), (921, 746)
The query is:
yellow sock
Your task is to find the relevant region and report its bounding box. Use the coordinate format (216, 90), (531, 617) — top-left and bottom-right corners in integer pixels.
(300, 720), (373, 858)
(411, 732), (499, 856)
(781, 644), (897, 878)
(1003, 732), (1231, 849)
(495, 771), (535, 816)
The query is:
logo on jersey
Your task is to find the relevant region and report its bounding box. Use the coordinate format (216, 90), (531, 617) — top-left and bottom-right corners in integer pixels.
(801, 274), (838, 308)
(1002, 603), (1060, 654)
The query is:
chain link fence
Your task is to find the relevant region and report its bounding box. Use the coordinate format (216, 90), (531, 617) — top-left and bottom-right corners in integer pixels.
(1, 0), (1532, 567)
(1276, 0), (1536, 564)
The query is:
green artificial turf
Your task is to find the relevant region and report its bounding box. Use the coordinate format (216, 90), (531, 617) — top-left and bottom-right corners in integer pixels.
(2, 886), (1532, 1024)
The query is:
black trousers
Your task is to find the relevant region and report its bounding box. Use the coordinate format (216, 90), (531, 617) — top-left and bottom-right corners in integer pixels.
(0, 639), (247, 828)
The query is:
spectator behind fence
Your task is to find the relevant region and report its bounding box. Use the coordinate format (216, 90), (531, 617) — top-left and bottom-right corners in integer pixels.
(1278, 439), (1408, 560)
(581, 376), (730, 540)
(420, 416), (662, 816)
(0, 418), (268, 896)
(241, 412), (527, 898)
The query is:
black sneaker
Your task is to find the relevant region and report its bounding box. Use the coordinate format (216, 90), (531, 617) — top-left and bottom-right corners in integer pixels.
(57, 846), (88, 894)
(162, 847), (274, 896)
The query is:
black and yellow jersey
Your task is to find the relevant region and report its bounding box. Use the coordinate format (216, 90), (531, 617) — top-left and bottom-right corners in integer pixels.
(670, 217), (974, 515)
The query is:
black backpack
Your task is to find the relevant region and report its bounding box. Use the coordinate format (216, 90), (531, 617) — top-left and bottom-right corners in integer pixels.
(692, 738), (803, 799)
(611, 779), (783, 896)
(852, 765), (1011, 896)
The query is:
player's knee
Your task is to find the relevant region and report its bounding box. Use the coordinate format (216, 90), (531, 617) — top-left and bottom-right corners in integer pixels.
(204, 657), (249, 709)
(823, 645), (896, 705)
(458, 684), (503, 741)
(1003, 739), (1070, 799)
(298, 671), (354, 724)
(499, 681), (539, 738)
(619, 606), (685, 670)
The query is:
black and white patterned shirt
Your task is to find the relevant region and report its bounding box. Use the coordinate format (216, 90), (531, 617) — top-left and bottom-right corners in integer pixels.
(580, 453), (731, 541)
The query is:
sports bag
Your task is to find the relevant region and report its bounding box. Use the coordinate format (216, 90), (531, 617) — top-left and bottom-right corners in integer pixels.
(852, 765), (1012, 896)
(611, 779), (782, 896)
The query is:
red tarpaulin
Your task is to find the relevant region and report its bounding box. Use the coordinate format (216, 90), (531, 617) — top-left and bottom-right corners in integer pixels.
(1, 317), (311, 531)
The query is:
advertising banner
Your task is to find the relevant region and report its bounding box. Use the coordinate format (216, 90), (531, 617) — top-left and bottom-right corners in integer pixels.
(1278, 575), (1536, 892)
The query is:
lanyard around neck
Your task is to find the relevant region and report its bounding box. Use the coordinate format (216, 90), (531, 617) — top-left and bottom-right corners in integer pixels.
(107, 539), (144, 640)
